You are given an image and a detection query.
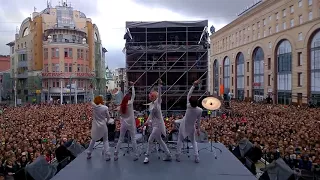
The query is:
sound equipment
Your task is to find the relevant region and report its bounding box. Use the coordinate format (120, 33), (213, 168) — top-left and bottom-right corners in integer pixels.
(55, 139), (84, 171)
(25, 156), (57, 180)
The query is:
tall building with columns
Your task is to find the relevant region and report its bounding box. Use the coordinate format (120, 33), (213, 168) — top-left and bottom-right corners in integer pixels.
(6, 2), (107, 104)
(210, 0), (320, 105)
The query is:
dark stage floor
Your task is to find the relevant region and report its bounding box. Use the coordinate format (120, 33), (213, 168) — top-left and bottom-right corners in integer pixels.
(52, 143), (257, 180)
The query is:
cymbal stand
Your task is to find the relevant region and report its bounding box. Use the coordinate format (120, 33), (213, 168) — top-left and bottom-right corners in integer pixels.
(198, 122), (222, 159)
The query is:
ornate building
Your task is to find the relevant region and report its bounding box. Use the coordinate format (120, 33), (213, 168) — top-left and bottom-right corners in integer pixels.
(210, 0), (320, 105)
(6, 1), (107, 104)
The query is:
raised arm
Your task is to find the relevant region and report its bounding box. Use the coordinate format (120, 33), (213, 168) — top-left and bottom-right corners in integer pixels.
(156, 79), (162, 104)
(129, 81), (135, 104)
(188, 80), (200, 104)
(187, 86), (195, 104)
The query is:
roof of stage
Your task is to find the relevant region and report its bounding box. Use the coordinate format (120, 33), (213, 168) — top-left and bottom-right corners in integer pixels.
(126, 20), (208, 28)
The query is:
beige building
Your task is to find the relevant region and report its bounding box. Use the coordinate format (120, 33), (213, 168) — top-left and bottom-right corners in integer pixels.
(209, 0), (320, 105)
(6, 2), (107, 104)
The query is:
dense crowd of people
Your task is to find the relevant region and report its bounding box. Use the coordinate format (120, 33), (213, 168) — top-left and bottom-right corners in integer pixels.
(0, 100), (319, 178)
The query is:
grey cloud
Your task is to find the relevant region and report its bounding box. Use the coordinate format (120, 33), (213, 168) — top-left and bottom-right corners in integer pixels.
(132, 0), (255, 25)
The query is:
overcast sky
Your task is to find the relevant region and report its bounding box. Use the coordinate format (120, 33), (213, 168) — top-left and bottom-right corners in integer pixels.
(0, 0), (254, 69)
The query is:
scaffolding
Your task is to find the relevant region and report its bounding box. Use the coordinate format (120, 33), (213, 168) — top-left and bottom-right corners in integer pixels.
(125, 21), (208, 116)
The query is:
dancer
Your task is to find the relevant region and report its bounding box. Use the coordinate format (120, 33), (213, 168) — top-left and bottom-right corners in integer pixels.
(143, 79), (172, 164)
(114, 81), (139, 161)
(87, 96), (111, 161)
(176, 79), (203, 163)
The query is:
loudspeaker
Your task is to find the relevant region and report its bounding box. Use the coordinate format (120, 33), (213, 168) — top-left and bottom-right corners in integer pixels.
(55, 140), (76, 171)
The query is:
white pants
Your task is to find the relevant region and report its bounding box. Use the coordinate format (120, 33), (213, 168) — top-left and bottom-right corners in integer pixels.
(176, 131), (199, 156)
(146, 127), (170, 156)
(87, 131), (110, 154)
(115, 125), (137, 154)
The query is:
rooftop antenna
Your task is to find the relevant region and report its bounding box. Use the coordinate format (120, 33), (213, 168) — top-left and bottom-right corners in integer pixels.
(46, 0), (49, 8)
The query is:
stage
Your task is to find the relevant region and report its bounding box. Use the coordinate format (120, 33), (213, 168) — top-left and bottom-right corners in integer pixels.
(52, 143), (257, 180)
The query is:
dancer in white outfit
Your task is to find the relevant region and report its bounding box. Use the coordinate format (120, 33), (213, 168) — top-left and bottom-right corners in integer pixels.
(176, 80), (203, 163)
(143, 79), (172, 164)
(114, 81), (139, 161)
(87, 96), (111, 161)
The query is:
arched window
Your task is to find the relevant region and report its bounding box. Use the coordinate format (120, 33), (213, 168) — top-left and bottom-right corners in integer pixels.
(236, 53), (245, 100)
(213, 60), (219, 94)
(310, 30), (320, 105)
(252, 47), (264, 100)
(277, 40), (292, 104)
(223, 57), (230, 94)
(94, 32), (99, 41)
(22, 27), (29, 37)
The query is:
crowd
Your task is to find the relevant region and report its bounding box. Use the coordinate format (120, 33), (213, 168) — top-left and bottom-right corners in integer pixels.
(0, 103), (92, 179)
(0, 100), (319, 178)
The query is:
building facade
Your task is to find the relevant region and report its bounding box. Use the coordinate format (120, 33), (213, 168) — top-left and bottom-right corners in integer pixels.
(125, 21), (208, 114)
(210, 0), (320, 105)
(6, 2), (106, 104)
(0, 55), (10, 72)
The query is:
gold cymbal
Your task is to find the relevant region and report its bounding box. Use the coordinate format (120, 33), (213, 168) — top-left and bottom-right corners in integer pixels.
(202, 96), (221, 110)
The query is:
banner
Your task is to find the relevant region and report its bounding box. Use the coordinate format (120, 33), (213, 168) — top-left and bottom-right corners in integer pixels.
(41, 72), (95, 78)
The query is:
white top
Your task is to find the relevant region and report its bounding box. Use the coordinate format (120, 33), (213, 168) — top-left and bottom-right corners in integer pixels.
(180, 85), (203, 138)
(146, 84), (166, 136)
(91, 103), (110, 141)
(120, 86), (136, 131)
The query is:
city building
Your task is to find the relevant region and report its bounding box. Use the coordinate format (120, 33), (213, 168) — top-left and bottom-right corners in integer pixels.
(209, 0), (320, 105)
(6, 1), (107, 104)
(105, 67), (116, 91)
(0, 70), (12, 103)
(114, 67), (126, 92)
(125, 21), (208, 114)
(0, 55), (10, 72)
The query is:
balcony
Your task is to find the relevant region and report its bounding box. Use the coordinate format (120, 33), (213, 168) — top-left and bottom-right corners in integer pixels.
(18, 61), (28, 68)
(17, 72), (28, 79)
(43, 28), (88, 47)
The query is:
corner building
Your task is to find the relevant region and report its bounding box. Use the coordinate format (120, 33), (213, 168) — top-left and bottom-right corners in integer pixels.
(7, 3), (106, 104)
(210, 0), (320, 105)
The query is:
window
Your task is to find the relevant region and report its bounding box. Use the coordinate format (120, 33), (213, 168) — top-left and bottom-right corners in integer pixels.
(64, 63), (68, 72)
(52, 63), (60, 72)
(77, 49), (81, 59)
(263, 19), (266, 26)
(264, 30), (266, 37)
(268, 58), (271, 70)
(69, 63), (72, 72)
(290, 5), (294, 13)
(64, 48), (72, 58)
(258, 21), (261, 28)
(77, 64), (81, 72)
(269, 16), (271, 21)
(298, 52), (302, 66)
(298, 32), (303, 41)
(283, 22), (287, 30)
(276, 12), (279, 20)
(283, 9), (286, 17)
(44, 48), (48, 59)
(269, 27), (272, 35)
(309, 11), (313, 20)
(299, 15), (303, 24)
(258, 32), (260, 38)
(276, 24), (279, 32)
(80, 49), (84, 59)
(247, 76), (249, 86)
(309, 0), (312, 6)
(269, 42), (272, 49)
(290, 19), (294, 27)
(51, 48), (59, 58)
(231, 65), (234, 74)
(298, 73), (303, 87)
(298, 0), (302, 7)
(268, 75), (271, 86)
(247, 62), (249, 72)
